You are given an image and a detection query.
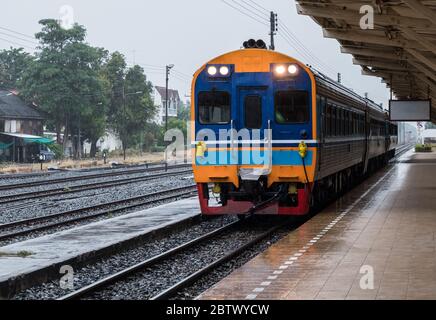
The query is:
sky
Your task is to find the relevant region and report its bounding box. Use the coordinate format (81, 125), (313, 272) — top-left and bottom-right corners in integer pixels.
(0, 0), (391, 107)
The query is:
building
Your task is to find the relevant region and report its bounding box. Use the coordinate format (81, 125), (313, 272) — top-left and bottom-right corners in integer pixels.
(83, 129), (123, 156)
(422, 129), (436, 145)
(152, 86), (180, 125)
(0, 89), (46, 162)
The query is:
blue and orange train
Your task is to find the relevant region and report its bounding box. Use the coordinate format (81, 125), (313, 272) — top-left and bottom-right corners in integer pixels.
(191, 40), (397, 216)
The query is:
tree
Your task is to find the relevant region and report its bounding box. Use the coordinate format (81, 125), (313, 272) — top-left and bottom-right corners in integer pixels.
(19, 19), (107, 158)
(178, 100), (191, 122)
(0, 48), (34, 89)
(103, 53), (156, 159)
(425, 122), (436, 130)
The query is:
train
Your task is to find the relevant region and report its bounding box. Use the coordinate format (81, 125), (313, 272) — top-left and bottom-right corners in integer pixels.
(191, 39), (398, 216)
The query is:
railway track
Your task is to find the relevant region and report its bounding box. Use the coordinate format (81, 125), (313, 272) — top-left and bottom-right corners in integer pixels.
(0, 163), (191, 191)
(57, 218), (288, 300)
(11, 144), (415, 300)
(0, 168), (193, 205)
(0, 185), (197, 243)
(392, 143), (414, 161)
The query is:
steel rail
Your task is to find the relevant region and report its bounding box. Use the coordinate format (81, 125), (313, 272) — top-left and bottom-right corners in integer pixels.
(57, 220), (243, 300)
(0, 163), (191, 191)
(0, 169), (193, 204)
(150, 222), (286, 300)
(0, 185), (197, 242)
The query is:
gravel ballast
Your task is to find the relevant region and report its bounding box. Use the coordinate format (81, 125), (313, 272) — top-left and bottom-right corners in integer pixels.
(13, 215), (239, 300)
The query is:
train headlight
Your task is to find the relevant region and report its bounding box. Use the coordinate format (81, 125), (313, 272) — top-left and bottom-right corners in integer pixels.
(288, 64), (298, 75)
(206, 65), (233, 78)
(219, 66), (229, 76)
(275, 65), (286, 75)
(207, 66), (217, 76)
(272, 63), (300, 78)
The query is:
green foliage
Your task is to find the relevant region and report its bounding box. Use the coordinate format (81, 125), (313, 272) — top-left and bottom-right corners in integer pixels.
(178, 101), (191, 122)
(103, 53), (156, 155)
(425, 122), (436, 130)
(150, 146), (166, 152)
(167, 117), (188, 141)
(19, 19), (108, 152)
(4, 18), (162, 160)
(0, 48), (34, 89)
(415, 144), (432, 152)
(48, 143), (64, 159)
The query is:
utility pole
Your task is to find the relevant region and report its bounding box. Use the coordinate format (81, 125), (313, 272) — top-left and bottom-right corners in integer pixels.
(78, 114), (81, 160)
(269, 11), (278, 50)
(165, 64), (174, 168)
(165, 64), (174, 133)
(122, 85), (126, 161)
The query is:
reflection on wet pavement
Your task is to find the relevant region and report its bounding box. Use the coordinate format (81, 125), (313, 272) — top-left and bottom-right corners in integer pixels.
(199, 151), (436, 300)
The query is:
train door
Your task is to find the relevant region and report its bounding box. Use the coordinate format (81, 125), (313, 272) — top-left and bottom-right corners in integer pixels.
(235, 88), (270, 179)
(318, 96), (326, 172)
(363, 107), (370, 174)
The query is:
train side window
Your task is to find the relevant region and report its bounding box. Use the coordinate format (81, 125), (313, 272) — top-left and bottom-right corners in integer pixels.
(275, 91), (309, 124)
(341, 109), (345, 136)
(331, 106), (337, 136)
(339, 109), (344, 136)
(326, 104), (331, 136)
(345, 111), (349, 135)
(353, 113), (357, 135)
(198, 91), (231, 124)
(244, 95), (262, 129)
(344, 111), (348, 136)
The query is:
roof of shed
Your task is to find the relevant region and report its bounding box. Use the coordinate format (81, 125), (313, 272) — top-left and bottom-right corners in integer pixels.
(0, 89), (45, 120)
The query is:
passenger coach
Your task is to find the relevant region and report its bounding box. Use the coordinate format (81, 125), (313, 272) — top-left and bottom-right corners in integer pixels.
(191, 40), (397, 216)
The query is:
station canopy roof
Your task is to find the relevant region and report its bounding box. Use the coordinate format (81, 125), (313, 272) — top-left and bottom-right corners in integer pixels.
(295, 0), (436, 122)
(0, 133), (54, 145)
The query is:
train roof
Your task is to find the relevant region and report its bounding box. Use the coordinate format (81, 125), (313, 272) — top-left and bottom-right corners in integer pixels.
(309, 67), (384, 112)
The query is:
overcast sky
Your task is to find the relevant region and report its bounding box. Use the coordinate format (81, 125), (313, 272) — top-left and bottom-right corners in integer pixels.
(0, 0), (391, 106)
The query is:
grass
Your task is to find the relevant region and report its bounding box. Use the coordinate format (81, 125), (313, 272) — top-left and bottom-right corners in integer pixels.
(0, 250), (33, 258)
(0, 152), (166, 175)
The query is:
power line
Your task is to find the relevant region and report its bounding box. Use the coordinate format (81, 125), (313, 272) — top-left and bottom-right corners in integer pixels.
(0, 31), (38, 45)
(278, 32), (335, 76)
(0, 37), (35, 50)
(278, 21), (335, 75)
(0, 26), (35, 40)
(220, 0), (269, 26)
(220, 0), (336, 76)
(245, 0), (270, 13)
(172, 70), (192, 80)
(228, 0), (269, 22)
(136, 62), (165, 70)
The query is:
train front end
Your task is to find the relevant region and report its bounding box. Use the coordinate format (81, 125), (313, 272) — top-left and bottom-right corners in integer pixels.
(191, 45), (318, 216)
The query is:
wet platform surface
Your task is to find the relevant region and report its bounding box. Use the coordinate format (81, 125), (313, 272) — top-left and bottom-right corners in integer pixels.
(0, 198), (199, 285)
(199, 150), (436, 300)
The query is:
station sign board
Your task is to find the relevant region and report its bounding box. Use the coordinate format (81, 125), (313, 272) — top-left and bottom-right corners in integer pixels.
(389, 100), (432, 121)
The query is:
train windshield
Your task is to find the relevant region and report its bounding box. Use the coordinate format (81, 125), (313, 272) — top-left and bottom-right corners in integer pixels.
(198, 91), (231, 124)
(275, 91), (309, 124)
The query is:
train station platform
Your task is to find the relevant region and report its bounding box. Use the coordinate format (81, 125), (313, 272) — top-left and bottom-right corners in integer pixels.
(199, 149), (436, 300)
(0, 197), (199, 298)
